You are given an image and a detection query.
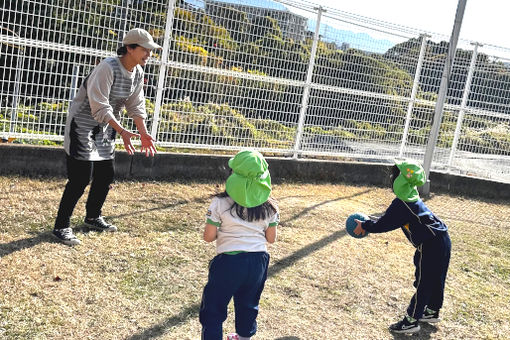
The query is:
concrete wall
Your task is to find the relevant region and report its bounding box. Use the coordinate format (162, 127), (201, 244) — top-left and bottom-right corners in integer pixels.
(1, 144), (508, 201)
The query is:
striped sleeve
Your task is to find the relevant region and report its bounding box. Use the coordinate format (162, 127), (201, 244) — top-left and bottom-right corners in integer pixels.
(86, 62), (116, 124)
(124, 66), (147, 119)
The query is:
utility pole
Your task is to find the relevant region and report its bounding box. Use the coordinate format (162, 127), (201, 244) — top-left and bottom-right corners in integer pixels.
(421, 0), (467, 196)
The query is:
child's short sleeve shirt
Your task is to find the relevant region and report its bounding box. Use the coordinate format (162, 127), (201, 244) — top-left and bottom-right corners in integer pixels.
(206, 196), (279, 254)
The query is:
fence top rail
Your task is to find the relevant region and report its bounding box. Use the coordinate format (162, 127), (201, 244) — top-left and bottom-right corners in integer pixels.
(0, 34), (162, 65)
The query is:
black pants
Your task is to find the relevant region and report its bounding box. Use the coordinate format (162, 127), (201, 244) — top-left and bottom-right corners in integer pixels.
(54, 155), (114, 229)
(407, 231), (451, 319)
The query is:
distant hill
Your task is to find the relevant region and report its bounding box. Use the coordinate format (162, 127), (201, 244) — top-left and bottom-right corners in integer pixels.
(308, 20), (396, 54)
(186, 0), (396, 54)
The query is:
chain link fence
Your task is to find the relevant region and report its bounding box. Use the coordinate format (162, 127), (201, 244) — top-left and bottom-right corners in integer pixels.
(1, 0), (510, 183)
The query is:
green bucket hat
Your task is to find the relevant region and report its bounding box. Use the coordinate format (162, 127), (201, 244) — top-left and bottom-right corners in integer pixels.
(225, 150), (272, 208)
(393, 160), (426, 202)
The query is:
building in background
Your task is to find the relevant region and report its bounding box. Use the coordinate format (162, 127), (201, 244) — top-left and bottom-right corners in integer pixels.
(205, 0), (308, 41)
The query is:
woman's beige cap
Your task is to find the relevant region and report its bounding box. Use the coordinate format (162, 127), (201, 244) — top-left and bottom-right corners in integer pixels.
(122, 28), (161, 49)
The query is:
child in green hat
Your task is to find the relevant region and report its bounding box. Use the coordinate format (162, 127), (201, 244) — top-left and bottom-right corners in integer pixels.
(354, 160), (451, 334)
(199, 149), (279, 340)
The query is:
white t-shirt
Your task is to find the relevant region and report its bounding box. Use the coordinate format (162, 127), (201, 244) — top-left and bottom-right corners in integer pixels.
(206, 196), (279, 254)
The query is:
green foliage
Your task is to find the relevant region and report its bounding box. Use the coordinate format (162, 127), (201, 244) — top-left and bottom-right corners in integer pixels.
(157, 100), (294, 148)
(304, 125), (357, 140)
(460, 123), (510, 155)
(0, 102), (67, 138)
(36, 101), (69, 126)
(5, 96), (510, 157)
(13, 104), (38, 126)
(342, 120), (389, 140)
(0, 110), (7, 132)
(408, 126), (430, 146)
(197, 15), (237, 51)
(250, 16), (282, 40)
(173, 7), (197, 37)
(144, 98), (155, 117)
(205, 5), (249, 43)
(384, 38), (510, 114)
(174, 36), (209, 65)
(251, 119), (295, 147)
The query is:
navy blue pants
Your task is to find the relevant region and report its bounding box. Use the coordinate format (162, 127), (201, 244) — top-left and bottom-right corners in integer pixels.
(200, 252), (270, 340)
(407, 231), (451, 319)
(54, 155), (114, 229)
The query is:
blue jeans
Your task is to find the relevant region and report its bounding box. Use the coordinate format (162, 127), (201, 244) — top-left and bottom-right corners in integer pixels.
(200, 251), (270, 340)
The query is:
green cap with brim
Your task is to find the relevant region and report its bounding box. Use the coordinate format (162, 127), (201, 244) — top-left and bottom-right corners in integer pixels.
(226, 149), (272, 208)
(393, 160), (426, 202)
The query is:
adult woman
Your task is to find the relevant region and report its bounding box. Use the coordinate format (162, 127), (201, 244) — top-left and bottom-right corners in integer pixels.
(53, 28), (160, 245)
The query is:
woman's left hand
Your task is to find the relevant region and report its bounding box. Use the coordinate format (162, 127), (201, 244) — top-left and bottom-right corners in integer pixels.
(140, 133), (157, 157)
(120, 130), (140, 155)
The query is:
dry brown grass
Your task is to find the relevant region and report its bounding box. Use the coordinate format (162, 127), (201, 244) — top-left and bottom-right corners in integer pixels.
(1, 175), (509, 340)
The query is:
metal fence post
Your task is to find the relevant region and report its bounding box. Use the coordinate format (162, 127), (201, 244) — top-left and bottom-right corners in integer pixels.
(69, 65), (80, 101)
(9, 50), (24, 135)
(447, 42), (481, 167)
(422, 0), (467, 195)
(399, 33), (429, 157)
(150, 0), (176, 140)
(292, 6), (324, 159)
(2, 26), (24, 135)
(116, 0), (131, 42)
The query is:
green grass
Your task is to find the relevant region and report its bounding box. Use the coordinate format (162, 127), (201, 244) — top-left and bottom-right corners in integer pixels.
(1, 176), (509, 339)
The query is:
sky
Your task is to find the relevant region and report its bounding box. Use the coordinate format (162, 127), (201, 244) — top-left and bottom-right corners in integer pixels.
(317, 0), (509, 48)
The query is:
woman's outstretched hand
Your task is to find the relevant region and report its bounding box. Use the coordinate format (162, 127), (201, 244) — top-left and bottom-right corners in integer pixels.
(120, 130), (157, 157)
(140, 133), (157, 157)
(120, 129), (140, 155)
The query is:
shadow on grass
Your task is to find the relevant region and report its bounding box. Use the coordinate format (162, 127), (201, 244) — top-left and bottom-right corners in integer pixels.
(125, 189), (371, 340)
(1, 195), (211, 258)
(0, 232), (56, 258)
(126, 304), (200, 340)
(280, 188), (372, 225)
(109, 196), (210, 219)
(0, 227), (115, 257)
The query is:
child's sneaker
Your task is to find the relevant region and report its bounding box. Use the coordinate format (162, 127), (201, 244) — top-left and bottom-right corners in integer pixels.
(389, 315), (420, 334)
(84, 216), (117, 232)
(53, 227), (81, 246)
(419, 308), (440, 323)
(226, 333), (239, 340)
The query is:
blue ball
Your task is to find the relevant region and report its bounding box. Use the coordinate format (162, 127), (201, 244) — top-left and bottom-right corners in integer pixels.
(346, 212), (370, 238)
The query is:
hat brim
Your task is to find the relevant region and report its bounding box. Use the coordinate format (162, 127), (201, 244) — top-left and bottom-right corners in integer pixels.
(226, 173), (271, 208)
(139, 41), (162, 49)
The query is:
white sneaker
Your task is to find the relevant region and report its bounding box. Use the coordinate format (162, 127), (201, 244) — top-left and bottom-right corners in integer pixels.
(53, 227), (81, 246)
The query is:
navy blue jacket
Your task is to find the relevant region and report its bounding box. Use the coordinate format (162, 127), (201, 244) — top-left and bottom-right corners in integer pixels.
(361, 198), (448, 247)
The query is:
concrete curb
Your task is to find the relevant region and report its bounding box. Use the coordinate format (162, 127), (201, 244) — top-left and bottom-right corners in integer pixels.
(1, 144), (508, 200)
